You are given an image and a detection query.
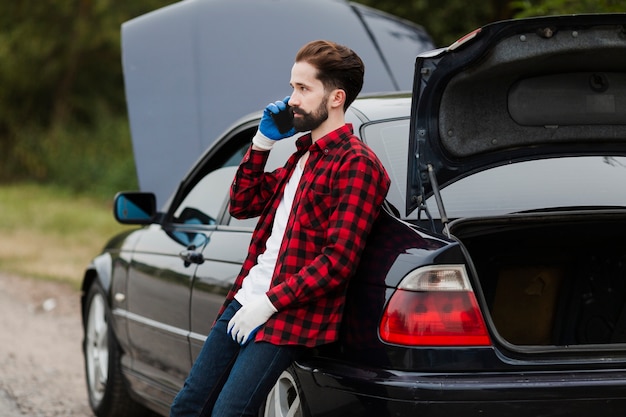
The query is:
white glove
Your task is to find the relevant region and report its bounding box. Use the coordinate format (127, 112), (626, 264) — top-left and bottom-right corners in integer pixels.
(228, 295), (277, 345)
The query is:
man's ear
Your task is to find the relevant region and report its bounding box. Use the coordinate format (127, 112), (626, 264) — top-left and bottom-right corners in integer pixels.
(330, 89), (346, 109)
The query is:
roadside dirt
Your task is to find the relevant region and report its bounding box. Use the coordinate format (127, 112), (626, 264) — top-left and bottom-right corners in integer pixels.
(0, 273), (93, 417)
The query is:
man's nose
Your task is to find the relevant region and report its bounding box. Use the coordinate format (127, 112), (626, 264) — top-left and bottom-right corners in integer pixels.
(288, 93), (299, 107)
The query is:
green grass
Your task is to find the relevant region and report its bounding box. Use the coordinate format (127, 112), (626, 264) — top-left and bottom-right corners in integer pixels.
(0, 183), (133, 288)
(0, 113), (140, 288)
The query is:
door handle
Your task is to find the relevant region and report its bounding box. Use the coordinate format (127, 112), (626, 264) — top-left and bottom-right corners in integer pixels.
(179, 248), (205, 267)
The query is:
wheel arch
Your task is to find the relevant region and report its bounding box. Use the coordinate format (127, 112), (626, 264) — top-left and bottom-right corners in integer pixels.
(81, 252), (113, 324)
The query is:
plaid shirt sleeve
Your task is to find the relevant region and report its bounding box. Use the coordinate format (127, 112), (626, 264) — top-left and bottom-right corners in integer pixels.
(229, 146), (283, 219)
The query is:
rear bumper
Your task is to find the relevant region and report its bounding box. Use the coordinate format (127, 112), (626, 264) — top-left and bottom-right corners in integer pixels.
(295, 362), (626, 416)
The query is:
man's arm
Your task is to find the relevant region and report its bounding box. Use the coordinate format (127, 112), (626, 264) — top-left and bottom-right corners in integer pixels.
(229, 145), (278, 219)
(230, 96), (295, 218)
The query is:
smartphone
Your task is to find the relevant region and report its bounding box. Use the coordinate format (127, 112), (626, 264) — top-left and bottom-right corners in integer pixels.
(271, 104), (294, 134)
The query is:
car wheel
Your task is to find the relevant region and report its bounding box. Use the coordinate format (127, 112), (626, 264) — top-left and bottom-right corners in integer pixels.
(83, 282), (153, 417)
(260, 367), (305, 417)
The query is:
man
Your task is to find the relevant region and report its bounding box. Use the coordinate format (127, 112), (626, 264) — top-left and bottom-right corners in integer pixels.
(170, 39), (390, 417)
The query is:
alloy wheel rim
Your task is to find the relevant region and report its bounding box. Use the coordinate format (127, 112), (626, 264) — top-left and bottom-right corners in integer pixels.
(85, 292), (109, 404)
(264, 370), (302, 417)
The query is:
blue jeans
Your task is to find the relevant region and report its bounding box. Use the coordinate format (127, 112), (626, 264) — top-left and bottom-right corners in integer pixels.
(170, 301), (302, 417)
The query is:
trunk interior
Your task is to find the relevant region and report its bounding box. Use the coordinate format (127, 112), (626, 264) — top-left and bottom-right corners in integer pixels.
(451, 210), (626, 347)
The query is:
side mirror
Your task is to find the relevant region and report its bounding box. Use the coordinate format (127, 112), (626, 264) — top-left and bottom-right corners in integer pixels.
(113, 192), (157, 224)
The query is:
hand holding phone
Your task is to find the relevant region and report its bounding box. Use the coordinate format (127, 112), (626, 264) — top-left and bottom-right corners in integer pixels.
(271, 103), (294, 134)
(259, 96), (296, 140)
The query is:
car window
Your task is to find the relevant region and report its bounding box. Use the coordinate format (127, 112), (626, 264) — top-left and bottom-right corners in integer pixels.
(427, 156), (626, 219)
(360, 119), (410, 218)
(173, 166), (239, 225)
(222, 145), (248, 168)
(362, 120), (626, 222)
(171, 132), (252, 226)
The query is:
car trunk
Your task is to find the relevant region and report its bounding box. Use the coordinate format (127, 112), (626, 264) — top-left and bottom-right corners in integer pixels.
(450, 209), (626, 348)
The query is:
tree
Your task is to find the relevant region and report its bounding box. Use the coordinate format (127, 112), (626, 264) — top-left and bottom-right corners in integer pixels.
(1, 1), (179, 131)
(0, 0), (177, 180)
(512, 0), (625, 17)
(354, 0), (620, 46)
(354, 0), (515, 47)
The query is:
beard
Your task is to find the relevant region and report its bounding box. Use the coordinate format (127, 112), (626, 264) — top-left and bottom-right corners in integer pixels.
(292, 94), (329, 132)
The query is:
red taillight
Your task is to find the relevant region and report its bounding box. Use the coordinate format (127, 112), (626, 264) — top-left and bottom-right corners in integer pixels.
(379, 265), (491, 347)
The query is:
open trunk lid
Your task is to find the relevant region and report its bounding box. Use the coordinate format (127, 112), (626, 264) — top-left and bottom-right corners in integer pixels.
(405, 14), (626, 356)
(407, 13), (626, 217)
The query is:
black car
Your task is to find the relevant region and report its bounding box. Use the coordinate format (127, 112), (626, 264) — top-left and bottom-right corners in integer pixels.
(82, 10), (626, 417)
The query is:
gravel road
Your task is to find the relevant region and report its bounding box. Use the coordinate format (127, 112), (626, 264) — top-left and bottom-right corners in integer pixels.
(0, 273), (93, 417)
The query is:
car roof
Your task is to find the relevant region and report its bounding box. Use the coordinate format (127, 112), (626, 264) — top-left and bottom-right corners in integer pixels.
(121, 0), (434, 204)
(349, 93), (413, 122)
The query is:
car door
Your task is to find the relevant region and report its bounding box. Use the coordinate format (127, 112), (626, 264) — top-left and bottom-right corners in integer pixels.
(187, 131), (296, 360)
(124, 212), (215, 391)
(125, 135), (251, 393)
(189, 212), (256, 359)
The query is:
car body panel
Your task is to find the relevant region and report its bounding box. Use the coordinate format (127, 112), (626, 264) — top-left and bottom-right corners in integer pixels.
(124, 225), (200, 386)
(122, 0), (434, 205)
(188, 229), (253, 357)
(296, 360), (626, 416)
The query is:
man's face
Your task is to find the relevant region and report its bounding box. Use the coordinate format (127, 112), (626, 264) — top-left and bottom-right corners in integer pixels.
(288, 61), (330, 132)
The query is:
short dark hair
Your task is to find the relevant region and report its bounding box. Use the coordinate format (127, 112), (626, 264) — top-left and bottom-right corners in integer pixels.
(295, 40), (364, 111)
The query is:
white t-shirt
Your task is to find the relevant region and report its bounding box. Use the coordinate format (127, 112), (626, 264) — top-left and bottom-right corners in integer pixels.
(235, 163), (303, 306)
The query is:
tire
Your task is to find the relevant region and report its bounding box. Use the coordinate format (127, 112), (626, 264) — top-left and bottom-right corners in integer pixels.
(83, 282), (154, 417)
(260, 367), (305, 417)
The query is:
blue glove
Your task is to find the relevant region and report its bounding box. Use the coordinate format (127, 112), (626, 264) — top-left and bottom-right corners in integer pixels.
(258, 96), (296, 140)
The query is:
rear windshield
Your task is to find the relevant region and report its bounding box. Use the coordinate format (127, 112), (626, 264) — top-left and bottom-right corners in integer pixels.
(362, 119), (626, 220)
(429, 156), (626, 219)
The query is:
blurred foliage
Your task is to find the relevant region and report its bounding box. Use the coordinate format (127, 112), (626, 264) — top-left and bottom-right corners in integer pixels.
(357, 0), (514, 47)
(0, 0), (174, 131)
(0, 0), (175, 194)
(0, 0), (619, 197)
(357, 0), (619, 46)
(512, 0), (625, 18)
(9, 111), (138, 199)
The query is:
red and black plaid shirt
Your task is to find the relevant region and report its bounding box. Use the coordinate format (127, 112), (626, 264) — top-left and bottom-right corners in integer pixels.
(225, 124), (390, 347)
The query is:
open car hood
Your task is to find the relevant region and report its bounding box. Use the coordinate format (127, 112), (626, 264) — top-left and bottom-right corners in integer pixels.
(121, 0), (434, 205)
(407, 14), (626, 215)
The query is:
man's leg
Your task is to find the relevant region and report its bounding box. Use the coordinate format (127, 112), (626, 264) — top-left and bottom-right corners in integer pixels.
(211, 341), (302, 417)
(170, 301), (242, 417)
